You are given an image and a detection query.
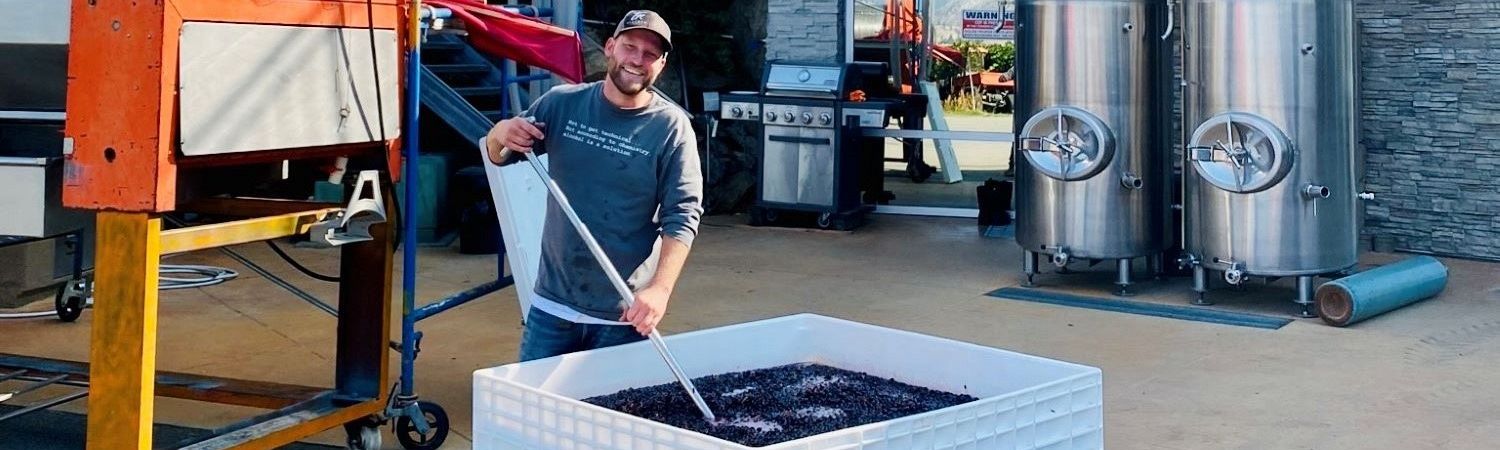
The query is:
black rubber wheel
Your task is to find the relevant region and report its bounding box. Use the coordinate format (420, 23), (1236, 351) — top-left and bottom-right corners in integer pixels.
(395, 401), (449, 450)
(54, 284), (83, 322)
(344, 416), (384, 450)
(907, 163), (934, 183)
(816, 213), (833, 229)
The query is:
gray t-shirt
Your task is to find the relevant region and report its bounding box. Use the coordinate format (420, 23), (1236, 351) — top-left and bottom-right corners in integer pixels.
(499, 81), (703, 321)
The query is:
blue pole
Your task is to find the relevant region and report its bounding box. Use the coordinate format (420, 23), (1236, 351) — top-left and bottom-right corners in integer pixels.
(500, 59), (511, 119)
(400, 17), (424, 399)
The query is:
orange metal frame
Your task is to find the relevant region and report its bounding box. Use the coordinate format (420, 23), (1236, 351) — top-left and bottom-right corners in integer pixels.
(62, 0), (407, 213)
(40, 1), (412, 449)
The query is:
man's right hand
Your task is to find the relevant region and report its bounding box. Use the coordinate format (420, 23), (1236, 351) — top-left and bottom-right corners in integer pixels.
(484, 117), (547, 164)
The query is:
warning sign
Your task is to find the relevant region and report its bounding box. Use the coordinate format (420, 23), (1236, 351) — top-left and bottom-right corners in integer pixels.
(961, 8), (1015, 41)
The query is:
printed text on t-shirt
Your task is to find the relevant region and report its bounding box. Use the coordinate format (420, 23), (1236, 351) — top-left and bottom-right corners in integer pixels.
(562, 120), (649, 157)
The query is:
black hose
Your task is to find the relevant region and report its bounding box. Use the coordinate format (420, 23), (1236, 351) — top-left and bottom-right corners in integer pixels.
(366, 0), (388, 144)
(162, 216), (339, 317)
(266, 240), (342, 282)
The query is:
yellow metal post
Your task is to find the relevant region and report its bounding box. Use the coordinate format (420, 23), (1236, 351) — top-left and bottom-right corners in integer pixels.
(86, 212), (162, 450)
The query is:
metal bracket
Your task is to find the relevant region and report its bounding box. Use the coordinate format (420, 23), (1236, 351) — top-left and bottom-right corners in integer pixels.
(311, 171), (387, 247)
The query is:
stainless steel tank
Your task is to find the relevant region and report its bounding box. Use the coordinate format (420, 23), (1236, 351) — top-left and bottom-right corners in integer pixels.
(1015, 0), (1173, 295)
(1181, 0), (1360, 316)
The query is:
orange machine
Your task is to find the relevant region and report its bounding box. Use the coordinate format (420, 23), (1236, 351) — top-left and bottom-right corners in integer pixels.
(63, 0), (406, 212)
(0, 1), (416, 449)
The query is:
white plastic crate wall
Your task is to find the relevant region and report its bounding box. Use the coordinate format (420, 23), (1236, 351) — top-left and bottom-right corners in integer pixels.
(472, 314), (1103, 450)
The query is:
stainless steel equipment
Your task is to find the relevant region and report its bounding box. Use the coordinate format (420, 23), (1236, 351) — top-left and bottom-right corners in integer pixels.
(0, 0), (93, 311)
(1, 0), (83, 237)
(1015, 0), (1173, 295)
(1181, 0), (1360, 317)
(720, 62), (894, 230)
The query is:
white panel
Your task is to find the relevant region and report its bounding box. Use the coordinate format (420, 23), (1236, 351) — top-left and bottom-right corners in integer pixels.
(0, 0), (70, 44)
(479, 141), (551, 318)
(0, 157), (88, 238)
(178, 23), (400, 156)
(920, 81), (965, 184)
(0, 159), (47, 236)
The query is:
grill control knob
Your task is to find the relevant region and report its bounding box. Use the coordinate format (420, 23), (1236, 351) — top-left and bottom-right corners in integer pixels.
(765, 113), (776, 123)
(802, 112), (814, 124)
(731, 106), (743, 118)
(783, 111), (795, 123)
(819, 113), (832, 125)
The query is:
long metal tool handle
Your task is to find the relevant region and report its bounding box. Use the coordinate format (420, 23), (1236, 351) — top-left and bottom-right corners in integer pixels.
(519, 153), (718, 423)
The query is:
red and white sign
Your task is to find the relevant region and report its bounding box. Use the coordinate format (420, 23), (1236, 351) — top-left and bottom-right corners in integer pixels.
(961, 8), (1015, 41)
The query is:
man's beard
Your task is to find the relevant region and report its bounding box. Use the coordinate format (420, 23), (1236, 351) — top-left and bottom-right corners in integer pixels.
(607, 59), (654, 96)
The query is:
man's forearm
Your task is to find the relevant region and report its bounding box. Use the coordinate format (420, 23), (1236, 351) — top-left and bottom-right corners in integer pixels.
(650, 236), (692, 293)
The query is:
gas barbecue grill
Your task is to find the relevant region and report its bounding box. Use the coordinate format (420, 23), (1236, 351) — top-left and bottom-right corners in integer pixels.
(719, 61), (916, 230)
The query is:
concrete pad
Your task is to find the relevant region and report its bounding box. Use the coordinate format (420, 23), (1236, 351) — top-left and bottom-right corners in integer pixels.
(1, 214), (1497, 450)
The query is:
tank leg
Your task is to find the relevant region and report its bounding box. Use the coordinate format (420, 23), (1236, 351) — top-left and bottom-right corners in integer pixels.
(1150, 253), (1165, 280)
(1022, 251), (1038, 287)
(1192, 263), (1212, 306)
(1294, 275), (1317, 318)
(1114, 258), (1134, 297)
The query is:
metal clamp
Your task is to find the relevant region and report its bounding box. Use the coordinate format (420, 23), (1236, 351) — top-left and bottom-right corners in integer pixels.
(1215, 258), (1247, 285)
(310, 171), (387, 247)
(1050, 247), (1072, 268)
(1177, 252), (1200, 270)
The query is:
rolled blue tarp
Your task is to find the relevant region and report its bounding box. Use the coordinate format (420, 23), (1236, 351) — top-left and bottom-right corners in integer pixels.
(1316, 256), (1449, 327)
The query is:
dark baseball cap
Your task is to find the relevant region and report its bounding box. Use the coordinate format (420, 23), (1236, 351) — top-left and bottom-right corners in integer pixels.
(614, 10), (672, 52)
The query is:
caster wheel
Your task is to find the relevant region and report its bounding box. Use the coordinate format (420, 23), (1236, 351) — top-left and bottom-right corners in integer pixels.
(763, 209), (779, 223)
(345, 417), (383, 450)
(54, 284), (84, 322)
(907, 164), (934, 183)
(816, 213), (832, 229)
(396, 401), (450, 450)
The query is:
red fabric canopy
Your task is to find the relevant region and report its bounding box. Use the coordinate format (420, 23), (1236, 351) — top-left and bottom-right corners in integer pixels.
(427, 0), (585, 83)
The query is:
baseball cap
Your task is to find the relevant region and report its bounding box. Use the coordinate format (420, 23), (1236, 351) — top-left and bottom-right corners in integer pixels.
(613, 10), (672, 52)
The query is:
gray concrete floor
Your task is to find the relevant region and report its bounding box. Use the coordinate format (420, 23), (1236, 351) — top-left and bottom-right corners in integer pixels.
(2, 213), (1499, 449)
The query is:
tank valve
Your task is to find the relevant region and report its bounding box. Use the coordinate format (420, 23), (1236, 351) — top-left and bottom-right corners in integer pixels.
(1303, 184), (1330, 200)
(1121, 172), (1144, 190)
(1051, 252), (1071, 268)
(1224, 266), (1246, 285)
(1176, 253), (1199, 270)
(1359, 192), (1376, 201)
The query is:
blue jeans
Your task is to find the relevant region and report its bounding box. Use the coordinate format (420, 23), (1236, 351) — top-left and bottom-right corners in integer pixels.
(517, 308), (647, 362)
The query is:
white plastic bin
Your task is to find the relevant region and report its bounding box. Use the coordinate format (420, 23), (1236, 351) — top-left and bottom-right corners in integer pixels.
(473, 314), (1102, 449)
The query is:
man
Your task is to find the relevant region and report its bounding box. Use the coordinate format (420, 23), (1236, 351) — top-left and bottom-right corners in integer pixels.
(484, 10), (703, 362)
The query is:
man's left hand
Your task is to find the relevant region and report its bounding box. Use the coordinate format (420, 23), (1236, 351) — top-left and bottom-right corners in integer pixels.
(623, 284), (671, 336)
